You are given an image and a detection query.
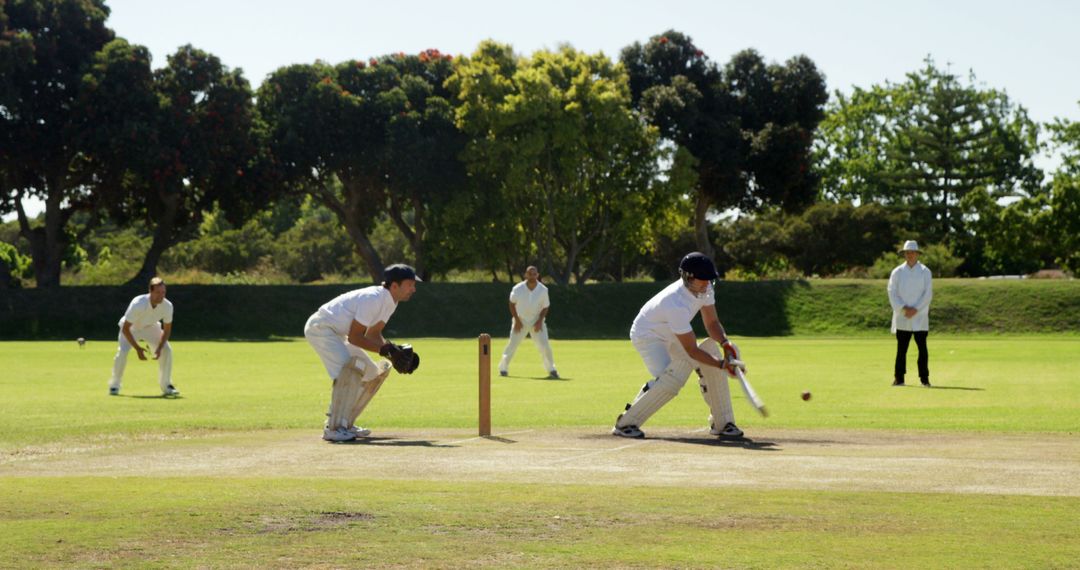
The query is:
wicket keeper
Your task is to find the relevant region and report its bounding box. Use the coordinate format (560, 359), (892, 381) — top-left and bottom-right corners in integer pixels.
(305, 264), (421, 442)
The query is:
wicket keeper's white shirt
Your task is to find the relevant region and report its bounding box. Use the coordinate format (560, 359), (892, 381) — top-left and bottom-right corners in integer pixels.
(509, 281), (550, 324)
(118, 294), (174, 328)
(888, 262), (933, 332)
(313, 286), (397, 336)
(630, 279), (715, 344)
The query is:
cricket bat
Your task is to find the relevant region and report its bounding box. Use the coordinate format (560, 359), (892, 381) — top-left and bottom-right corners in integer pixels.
(731, 363), (768, 417)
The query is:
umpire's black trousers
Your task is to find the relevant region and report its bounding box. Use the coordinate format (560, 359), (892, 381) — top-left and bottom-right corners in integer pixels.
(894, 330), (929, 382)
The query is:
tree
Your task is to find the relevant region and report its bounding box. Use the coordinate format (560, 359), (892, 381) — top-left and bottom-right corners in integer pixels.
(120, 45), (269, 285)
(0, 0), (115, 287)
(450, 42), (663, 284)
(816, 58), (1043, 244)
(1046, 112), (1080, 274)
(258, 50), (463, 281)
(622, 31), (827, 255)
(780, 201), (900, 275)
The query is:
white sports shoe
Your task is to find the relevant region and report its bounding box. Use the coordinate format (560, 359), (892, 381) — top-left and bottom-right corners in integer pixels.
(710, 422), (744, 437)
(347, 426), (371, 438)
(163, 385), (180, 397)
(323, 427), (356, 442)
(611, 424), (645, 438)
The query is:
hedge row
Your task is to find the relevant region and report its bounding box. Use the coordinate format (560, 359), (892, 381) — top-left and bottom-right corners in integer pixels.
(1, 279), (1076, 341)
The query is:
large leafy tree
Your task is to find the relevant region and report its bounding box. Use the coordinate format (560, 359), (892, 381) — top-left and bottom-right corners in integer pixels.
(123, 45), (268, 284)
(450, 41), (662, 284)
(258, 50), (463, 280)
(622, 31), (828, 256)
(816, 58), (1042, 244)
(0, 0), (115, 287)
(1046, 109), (1080, 274)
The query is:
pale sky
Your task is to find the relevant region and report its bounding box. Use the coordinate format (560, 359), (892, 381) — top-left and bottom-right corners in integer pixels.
(9, 0), (1079, 220)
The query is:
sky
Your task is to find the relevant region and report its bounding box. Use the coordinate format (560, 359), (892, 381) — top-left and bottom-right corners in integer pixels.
(10, 0), (1080, 219)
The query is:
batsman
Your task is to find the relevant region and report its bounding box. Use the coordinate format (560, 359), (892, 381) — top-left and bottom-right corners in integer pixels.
(612, 252), (748, 439)
(304, 264), (421, 442)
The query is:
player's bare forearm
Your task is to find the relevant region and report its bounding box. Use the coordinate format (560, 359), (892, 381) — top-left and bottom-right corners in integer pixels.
(676, 331), (723, 369)
(688, 346), (724, 369)
(700, 305), (729, 343)
(705, 321), (728, 344)
(121, 322), (145, 358)
(347, 319), (387, 354)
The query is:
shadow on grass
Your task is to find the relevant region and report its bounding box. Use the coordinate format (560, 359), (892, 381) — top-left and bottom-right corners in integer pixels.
(336, 437), (457, 448)
(115, 394), (184, 400)
(502, 374), (570, 382)
(896, 385), (986, 391)
(650, 435), (782, 451)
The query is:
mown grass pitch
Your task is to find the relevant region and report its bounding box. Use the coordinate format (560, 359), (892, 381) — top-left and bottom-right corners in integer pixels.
(2, 337), (1078, 568)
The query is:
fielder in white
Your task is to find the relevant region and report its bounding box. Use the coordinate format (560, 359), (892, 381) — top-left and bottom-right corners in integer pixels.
(612, 252), (746, 439)
(108, 277), (178, 397)
(305, 264), (421, 442)
(498, 266), (558, 379)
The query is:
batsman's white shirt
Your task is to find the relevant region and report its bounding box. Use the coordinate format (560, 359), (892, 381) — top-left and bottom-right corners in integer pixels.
(888, 262), (933, 333)
(311, 286), (397, 336)
(630, 280), (715, 377)
(509, 280), (550, 324)
(118, 294), (173, 328)
(630, 279), (715, 344)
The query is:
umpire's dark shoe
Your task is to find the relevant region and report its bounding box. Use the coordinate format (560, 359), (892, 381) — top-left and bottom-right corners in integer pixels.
(920, 378), (931, 387)
(892, 378), (905, 386)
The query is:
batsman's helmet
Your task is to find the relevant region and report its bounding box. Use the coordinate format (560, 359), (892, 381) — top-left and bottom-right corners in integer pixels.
(383, 263), (422, 286)
(678, 252), (719, 281)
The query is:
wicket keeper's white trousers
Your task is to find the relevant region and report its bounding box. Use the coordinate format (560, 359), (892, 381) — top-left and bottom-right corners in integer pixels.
(109, 324), (173, 391)
(304, 314), (374, 380)
(498, 320), (556, 374)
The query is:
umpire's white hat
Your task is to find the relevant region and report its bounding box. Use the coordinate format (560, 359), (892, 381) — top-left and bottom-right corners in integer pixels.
(900, 240), (920, 253)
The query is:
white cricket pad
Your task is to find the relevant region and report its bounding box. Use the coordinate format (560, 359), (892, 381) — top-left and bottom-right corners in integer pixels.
(616, 357), (695, 428)
(347, 359), (393, 427)
(327, 359), (369, 430)
(697, 338), (738, 429)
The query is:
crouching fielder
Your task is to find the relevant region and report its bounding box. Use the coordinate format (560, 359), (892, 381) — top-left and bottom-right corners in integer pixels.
(612, 252), (745, 439)
(305, 264), (421, 442)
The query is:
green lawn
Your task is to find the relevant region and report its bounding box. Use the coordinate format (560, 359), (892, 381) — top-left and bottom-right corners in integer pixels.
(2, 477), (1076, 569)
(1, 336), (1077, 449)
(2, 337), (1078, 568)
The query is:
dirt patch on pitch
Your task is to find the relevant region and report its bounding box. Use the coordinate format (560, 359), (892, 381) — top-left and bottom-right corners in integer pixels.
(3, 428), (1078, 497)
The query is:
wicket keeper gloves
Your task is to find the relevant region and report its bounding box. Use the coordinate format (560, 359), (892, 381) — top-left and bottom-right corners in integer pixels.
(380, 342), (421, 374)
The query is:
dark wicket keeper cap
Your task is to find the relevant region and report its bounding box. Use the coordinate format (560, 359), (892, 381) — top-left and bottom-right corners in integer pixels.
(679, 252), (719, 280)
(383, 263), (422, 283)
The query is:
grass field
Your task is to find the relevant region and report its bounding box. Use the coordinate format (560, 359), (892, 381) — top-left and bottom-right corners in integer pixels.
(2, 337), (1079, 568)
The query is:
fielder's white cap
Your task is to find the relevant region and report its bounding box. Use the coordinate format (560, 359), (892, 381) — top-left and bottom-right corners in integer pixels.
(900, 240), (920, 253)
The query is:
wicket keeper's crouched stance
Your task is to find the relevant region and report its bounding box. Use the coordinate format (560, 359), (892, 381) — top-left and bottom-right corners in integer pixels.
(305, 264), (421, 442)
(612, 252), (746, 439)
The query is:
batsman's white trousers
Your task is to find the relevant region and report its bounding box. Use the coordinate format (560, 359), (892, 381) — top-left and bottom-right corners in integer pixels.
(632, 336), (686, 378)
(109, 324), (173, 391)
(304, 314), (374, 380)
(499, 320), (556, 374)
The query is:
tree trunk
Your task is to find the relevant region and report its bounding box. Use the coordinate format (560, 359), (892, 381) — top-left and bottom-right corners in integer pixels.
(342, 220), (384, 282)
(16, 184), (68, 288)
(694, 192), (715, 258)
(127, 192), (181, 286)
(386, 195), (425, 278)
